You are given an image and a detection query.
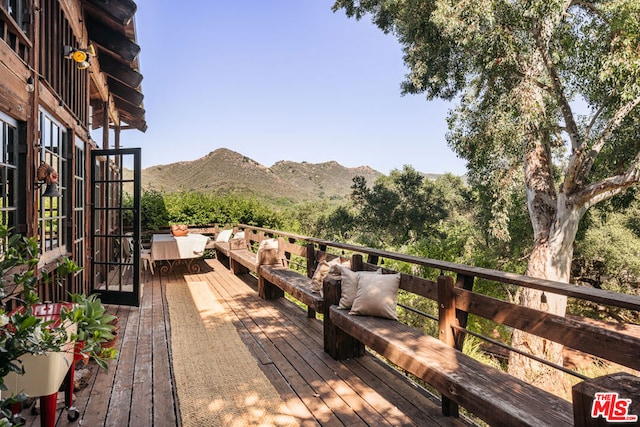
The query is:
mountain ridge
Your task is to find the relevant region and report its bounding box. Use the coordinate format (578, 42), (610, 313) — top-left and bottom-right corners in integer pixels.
(141, 148), (384, 204)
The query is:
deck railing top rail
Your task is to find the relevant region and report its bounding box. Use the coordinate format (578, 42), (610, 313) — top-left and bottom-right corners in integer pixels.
(237, 224), (640, 312)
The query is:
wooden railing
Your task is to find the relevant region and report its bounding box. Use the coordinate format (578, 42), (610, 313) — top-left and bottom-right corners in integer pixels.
(237, 224), (640, 315)
(231, 224), (640, 424)
(0, 5), (31, 62)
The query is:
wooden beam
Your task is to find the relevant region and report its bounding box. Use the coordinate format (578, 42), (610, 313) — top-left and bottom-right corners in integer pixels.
(100, 55), (143, 88)
(301, 236), (640, 311)
(91, 109), (103, 130)
(88, 57), (109, 102)
(102, 100), (109, 149)
(118, 112), (146, 132)
(83, 0), (137, 26)
(0, 60), (29, 121)
(85, 15), (140, 63)
(108, 77), (143, 106)
(113, 97), (145, 117)
(90, 99), (119, 130)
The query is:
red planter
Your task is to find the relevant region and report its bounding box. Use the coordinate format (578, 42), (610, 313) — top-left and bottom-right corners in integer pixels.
(74, 341), (89, 365)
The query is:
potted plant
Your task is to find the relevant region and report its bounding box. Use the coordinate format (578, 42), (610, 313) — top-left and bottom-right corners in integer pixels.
(0, 226), (78, 425)
(62, 294), (118, 370)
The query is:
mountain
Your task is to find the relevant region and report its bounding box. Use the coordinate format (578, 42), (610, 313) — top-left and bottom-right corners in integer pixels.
(141, 148), (383, 204)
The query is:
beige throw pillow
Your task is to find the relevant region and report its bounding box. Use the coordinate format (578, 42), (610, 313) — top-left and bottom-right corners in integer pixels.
(349, 273), (401, 320)
(310, 261), (332, 294)
(337, 268), (381, 310)
(256, 238), (280, 266)
(310, 257), (348, 294)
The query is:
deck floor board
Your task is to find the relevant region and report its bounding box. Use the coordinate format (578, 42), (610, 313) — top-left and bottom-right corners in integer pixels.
(18, 258), (469, 426)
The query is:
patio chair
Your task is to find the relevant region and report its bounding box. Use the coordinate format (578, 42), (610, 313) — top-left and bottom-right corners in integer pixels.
(124, 233), (155, 275)
(141, 247), (154, 275)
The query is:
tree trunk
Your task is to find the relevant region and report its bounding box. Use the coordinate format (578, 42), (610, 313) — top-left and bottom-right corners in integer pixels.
(509, 192), (585, 397)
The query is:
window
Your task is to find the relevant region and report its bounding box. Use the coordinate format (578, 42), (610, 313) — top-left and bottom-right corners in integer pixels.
(38, 109), (67, 254)
(0, 112), (18, 230)
(3, 0), (28, 32)
(72, 136), (85, 292)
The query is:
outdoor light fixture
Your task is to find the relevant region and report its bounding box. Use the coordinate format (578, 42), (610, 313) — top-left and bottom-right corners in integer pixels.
(63, 44), (95, 70)
(26, 76), (34, 93)
(35, 162), (62, 197)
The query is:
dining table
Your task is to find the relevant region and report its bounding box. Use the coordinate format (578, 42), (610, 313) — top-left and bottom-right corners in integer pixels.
(151, 233), (211, 274)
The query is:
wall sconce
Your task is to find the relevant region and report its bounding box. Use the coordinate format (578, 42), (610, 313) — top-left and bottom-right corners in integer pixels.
(63, 44), (96, 70)
(35, 162), (62, 197)
(26, 76), (34, 93)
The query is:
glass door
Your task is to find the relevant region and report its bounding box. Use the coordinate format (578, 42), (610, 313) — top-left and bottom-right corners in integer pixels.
(90, 148), (141, 306)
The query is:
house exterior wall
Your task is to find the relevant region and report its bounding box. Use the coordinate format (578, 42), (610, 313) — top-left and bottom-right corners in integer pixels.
(0, 0), (141, 302)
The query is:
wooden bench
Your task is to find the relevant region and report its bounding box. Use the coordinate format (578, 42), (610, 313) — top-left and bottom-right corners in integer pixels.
(326, 303), (573, 426)
(214, 240), (239, 262)
(214, 237), (253, 273)
(228, 246), (258, 275)
(213, 241), (231, 259)
(323, 270), (574, 427)
(258, 265), (323, 318)
(231, 225), (640, 426)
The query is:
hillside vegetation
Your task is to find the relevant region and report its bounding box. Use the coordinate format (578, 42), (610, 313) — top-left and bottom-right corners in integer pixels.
(141, 148), (383, 205)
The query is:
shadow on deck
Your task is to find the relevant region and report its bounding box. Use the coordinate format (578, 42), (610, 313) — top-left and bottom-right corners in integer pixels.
(21, 258), (470, 426)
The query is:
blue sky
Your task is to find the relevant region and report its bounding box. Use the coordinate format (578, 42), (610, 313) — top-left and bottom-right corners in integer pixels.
(117, 1), (467, 176)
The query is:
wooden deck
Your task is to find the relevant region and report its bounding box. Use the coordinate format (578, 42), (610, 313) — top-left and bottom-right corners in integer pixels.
(21, 258), (470, 426)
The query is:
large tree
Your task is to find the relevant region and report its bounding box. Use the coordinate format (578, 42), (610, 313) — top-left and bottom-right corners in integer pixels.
(333, 0), (640, 392)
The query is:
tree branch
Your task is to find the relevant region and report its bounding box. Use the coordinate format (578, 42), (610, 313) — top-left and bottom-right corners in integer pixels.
(579, 95), (640, 179)
(563, 95), (640, 195)
(571, 155), (640, 209)
(560, 0), (608, 194)
(584, 102), (608, 142)
(532, 18), (581, 152)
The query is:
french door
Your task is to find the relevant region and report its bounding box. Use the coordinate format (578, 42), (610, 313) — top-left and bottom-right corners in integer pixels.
(90, 148), (141, 306)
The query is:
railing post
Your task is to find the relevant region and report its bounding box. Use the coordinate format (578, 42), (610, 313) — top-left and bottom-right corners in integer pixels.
(257, 237), (285, 300)
(323, 254), (365, 359)
(572, 373), (640, 426)
(438, 274), (459, 417)
(305, 242), (318, 317)
(352, 254), (363, 272)
(366, 254), (379, 266)
(438, 274), (456, 346)
(286, 237), (295, 267)
(454, 273), (474, 351)
(306, 243), (315, 278)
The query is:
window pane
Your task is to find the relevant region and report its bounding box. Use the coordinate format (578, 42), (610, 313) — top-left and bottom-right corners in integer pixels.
(38, 110), (67, 252)
(0, 114), (18, 232)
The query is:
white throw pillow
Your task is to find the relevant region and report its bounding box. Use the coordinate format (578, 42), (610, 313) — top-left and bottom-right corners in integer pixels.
(349, 273), (401, 320)
(216, 229), (233, 242)
(258, 238), (278, 251)
(233, 231), (245, 239)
